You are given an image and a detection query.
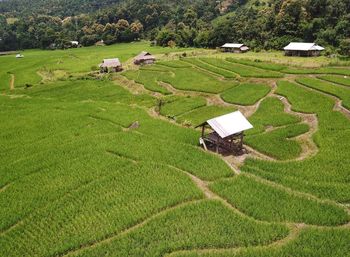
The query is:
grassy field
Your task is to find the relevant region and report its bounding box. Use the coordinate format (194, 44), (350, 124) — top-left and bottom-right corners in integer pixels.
(318, 75), (350, 87)
(0, 42), (349, 257)
(200, 58), (283, 78)
(296, 77), (350, 109)
(220, 83), (271, 105)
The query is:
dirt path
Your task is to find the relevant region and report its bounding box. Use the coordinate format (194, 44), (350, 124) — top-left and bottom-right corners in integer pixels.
(277, 94), (319, 161)
(9, 74), (15, 90)
(294, 81), (350, 120)
(239, 81), (277, 117)
(112, 75), (162, 97)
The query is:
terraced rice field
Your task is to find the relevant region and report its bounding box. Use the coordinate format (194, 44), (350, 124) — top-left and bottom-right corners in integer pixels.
(0, 42), (349, 257)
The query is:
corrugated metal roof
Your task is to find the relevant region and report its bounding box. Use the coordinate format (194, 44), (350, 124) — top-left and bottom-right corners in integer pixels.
(284, 42), (324, 51)
(221, 43), (245, 48)
(99, 58), (121, 68)
(207, 111), (253, 138)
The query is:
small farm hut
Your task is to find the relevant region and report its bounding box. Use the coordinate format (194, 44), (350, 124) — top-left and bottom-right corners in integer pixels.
(95, 40), (105, 46)
(99, 58), (122, 73)
(134, 51), (156, 65)
(220, 43), (250, 53)
(70, 41), (79, 47)
(15, 54), (24, 58)
(197, 111), (253, 155)
(283, 42), (324, 57)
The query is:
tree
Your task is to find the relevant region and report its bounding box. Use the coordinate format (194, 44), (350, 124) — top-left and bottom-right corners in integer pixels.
(339, 38), (350, 56)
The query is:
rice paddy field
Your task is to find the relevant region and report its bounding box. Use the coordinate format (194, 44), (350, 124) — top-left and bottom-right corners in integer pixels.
(0, 42), (349, 257)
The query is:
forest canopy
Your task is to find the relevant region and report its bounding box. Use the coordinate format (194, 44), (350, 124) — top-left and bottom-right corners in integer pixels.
(0, 0), (349, 55)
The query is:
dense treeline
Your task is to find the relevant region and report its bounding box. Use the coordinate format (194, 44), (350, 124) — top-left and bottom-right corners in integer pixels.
(0, 0), (349, 55)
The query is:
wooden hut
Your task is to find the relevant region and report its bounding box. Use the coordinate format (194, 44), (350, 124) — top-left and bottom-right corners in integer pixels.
(95, 40), (105, 46)
(134, 51), (156, 65)
(220, 43), (249, 53)
(283, 42), (324, 57)
(99, 58), (122, 73)
(197, 111), (253, 155)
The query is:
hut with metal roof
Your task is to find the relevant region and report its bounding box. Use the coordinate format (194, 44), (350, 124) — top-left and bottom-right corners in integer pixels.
(197, 111), (253, 155)
(134, 51), (156, 65)
(220, 43), (250, 53)
(283, 42), (324, 57)
(99, 58), (122, 73)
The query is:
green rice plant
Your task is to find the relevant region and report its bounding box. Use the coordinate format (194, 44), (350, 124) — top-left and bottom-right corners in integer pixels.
(210, 175), (349, 225)
(246, 97), (301, 135)
(200, 58), (283, 78)
(182, 58), (237, 78)
(245, 123), (309, 160)
(160, 95), (207, 117)
(161, 67), (235, 93)
(242, 81), (350, 202)
(220, 83), (271, 105)
(318, 75), (350, 87)
(296, 77), (350, 109)
(283, 67), (350, 75)
(123, 70), (172, 94)
(22, 78), (155, 106)
(140, 64), (171, 72)
(0, 162), (203, 257)
(157, 60), (192, 68)
(176, 105), (236, 127)
(242, 165), (350, 203)
(72, 200), (289, 257)
(176, 227), (350, 257)
(0, 72), (11, 91)
(226, 58), (287, 71)
(125, 66), (234, 94)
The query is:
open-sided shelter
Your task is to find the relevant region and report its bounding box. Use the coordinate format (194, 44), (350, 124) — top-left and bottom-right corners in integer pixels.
(197, 111), (253, 155)
(283, 42), (324, 57)
(99, 58), (122, 73)
(220, 43), (249, 53)
(134, 51), (156, 65)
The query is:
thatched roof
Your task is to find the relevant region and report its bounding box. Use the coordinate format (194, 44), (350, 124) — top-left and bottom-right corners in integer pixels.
(99, 58), (121, 68)
(134, 51), (155, 61)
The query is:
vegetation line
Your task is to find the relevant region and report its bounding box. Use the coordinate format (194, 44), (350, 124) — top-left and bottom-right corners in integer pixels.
(243, 173), (349, 219)
(59, 200), (205, 257)
(165, 223), (303, 257)
(0, 173), (111, 237)
(166, 164), (278, 225)
(275, 93), (319, 161)
(295, 81), (350, 119)
(88, 114), (125, 129)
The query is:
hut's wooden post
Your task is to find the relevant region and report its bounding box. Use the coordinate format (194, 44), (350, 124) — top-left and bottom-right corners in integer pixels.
(216, 137), (219, 153)
(201, 124), (205, 138)
(239, 133), (244, 150)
